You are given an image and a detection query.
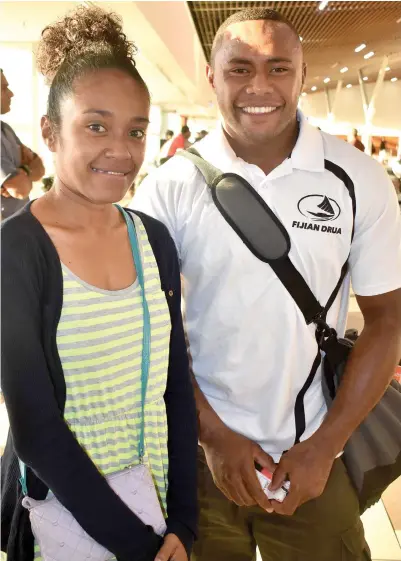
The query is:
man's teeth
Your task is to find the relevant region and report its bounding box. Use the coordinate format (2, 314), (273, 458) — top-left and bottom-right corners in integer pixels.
(91, 168), (126, 176)
(242, 106), (278, 114)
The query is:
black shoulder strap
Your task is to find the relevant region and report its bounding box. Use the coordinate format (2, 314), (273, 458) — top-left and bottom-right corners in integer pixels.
(178, 150), (356, 326)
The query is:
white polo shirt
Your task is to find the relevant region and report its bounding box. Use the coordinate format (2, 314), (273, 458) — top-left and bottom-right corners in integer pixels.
(132, 113), (401, 461)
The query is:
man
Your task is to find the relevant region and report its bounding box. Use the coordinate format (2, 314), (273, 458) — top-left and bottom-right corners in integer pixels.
(1, 69), (45, 219)
(349, 128), (365, 152)
(167, 125), (191, 157)
(133, 8), (401, 561)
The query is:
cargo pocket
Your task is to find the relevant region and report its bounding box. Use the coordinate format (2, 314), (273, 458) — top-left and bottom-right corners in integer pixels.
(341, 522), (368, 560)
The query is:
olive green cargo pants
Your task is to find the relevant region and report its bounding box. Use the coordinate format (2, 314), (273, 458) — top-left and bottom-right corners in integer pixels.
(192, 449), (371, 561)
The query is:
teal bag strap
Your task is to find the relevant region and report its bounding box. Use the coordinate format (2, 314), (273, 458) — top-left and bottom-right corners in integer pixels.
(18, 206), (151, 495)
(116, 205), (151, 462)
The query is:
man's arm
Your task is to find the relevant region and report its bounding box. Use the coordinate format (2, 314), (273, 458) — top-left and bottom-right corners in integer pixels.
(271, 157), (401, 515)
(270, 289), (401, 516)
(21, 145), (45, 182)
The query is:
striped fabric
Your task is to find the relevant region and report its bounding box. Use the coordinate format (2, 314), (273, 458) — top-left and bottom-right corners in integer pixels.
(34, 215), (171, 560)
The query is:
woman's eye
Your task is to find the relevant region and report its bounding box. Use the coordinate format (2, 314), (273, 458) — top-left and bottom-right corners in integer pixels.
(88, 124), (106, 133)
(130, 129), (146, 139)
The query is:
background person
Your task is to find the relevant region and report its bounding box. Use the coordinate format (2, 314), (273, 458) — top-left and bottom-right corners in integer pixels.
(1, 69), (45, 219)
(167, 126), (192, 158)
(348, 128), (365, 152)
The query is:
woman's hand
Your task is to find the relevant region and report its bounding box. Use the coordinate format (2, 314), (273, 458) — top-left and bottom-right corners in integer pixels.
(155, 534), (188, 561)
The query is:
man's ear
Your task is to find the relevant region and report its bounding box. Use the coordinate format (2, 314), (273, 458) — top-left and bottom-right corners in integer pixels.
(206, 65), (215, 90)
(301, 62), (307, 90)
(41, 115), (57, 153)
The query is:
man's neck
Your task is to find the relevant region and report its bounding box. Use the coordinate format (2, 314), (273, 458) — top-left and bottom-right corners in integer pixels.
(224, 119), (299, 176)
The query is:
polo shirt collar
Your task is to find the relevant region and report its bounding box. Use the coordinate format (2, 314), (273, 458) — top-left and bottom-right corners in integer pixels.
(198, 111), (325, 176)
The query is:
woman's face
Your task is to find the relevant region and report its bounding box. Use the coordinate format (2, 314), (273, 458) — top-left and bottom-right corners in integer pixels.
(43, 68), (150, 205)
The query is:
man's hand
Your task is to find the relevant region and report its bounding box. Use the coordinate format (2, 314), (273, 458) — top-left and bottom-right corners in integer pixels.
(269, 437), (336, 516)
(21, 145), (35, 165)
(28, 155), (45, 181)
(202, 424), (276, 511)
(155, 534), (187, 561)
(1, 186), (11, 198)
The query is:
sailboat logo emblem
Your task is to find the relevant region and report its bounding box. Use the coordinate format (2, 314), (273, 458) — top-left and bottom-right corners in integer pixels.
(297, 194), (341, 222)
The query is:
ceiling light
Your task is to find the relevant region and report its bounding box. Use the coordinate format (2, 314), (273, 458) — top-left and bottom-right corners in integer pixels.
(391, 77), (398, 82)
(340, 67), (348, 73)
(323, 77), (330, 83)
(385, 66), (391, 71)
(363, 77), (368, 81)
(301, 92), (307, 97)
(355, 44), (366, 53)
(311, 86), (317, 91)
(364, 51), (375, 59)
(299, 36), (303, 42)
(318, 0), (329, 10)
(346, 84), (352, 88)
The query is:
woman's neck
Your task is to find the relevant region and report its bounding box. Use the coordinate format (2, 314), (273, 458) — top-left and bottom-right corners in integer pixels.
(43, 179), (122, 231)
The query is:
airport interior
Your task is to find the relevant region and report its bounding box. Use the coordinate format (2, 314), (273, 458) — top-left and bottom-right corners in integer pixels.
(1, 1), (401, 560)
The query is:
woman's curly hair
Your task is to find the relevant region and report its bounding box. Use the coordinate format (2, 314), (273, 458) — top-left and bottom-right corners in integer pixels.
(37, 5), (136, 80)
(36, 5), (148, 125)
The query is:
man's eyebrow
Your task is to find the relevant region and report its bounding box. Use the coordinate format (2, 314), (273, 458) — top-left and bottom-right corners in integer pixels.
(226, 56), (293, 65)
(82, 109), (150, 123)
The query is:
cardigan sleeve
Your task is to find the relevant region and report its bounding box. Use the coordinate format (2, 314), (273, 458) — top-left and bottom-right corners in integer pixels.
(1, 220), (162, 561)
(163, 233), (198, 555)
(130, 211), (198, 555)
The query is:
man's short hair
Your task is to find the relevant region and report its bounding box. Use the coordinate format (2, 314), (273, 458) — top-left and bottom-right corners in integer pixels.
(181, 125), (190, 134)
(211, 8), (301, 66)
(166, 129), (174, 137)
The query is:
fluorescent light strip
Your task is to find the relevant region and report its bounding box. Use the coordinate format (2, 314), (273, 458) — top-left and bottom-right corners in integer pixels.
(346, 84), (352, 88)
(340, 67), (348, 73)
(323, 77), (330, 83)
(311, 86), (317, 91)
(391, 77), (398, 82)
(363, 77), (368, 81)
(364, 51), (375, 59)
(318, 0), (329, 10)
(385, 66), (391, 71)
(355, 43), (366, 53)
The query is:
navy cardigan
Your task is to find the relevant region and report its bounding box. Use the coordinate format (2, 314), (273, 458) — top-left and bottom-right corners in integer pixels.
(1, 204), (198, 561)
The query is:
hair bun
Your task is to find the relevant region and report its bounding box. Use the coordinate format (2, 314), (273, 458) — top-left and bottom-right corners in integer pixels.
(36, 5), (136, 80)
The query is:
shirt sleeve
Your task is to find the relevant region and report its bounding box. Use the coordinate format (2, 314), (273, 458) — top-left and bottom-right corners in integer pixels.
(349, 161), (401, 296)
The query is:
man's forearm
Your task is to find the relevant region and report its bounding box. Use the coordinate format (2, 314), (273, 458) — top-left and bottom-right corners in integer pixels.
(312, 315), (401, 456)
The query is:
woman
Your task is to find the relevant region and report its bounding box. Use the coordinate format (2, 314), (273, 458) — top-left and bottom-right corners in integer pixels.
(1, 6), (197, 561)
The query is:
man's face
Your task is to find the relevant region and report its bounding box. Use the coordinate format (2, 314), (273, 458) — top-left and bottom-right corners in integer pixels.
(208, 20), (305, 146)
(1, 72), (14, 114)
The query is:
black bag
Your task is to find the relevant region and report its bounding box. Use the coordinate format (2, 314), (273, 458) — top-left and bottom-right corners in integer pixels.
(179, 148), (401, 513)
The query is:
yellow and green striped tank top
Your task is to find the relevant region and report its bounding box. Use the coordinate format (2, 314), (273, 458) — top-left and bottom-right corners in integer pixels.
(34, 215), (171, 560)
